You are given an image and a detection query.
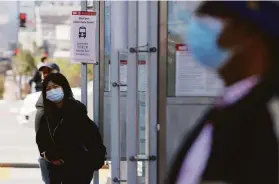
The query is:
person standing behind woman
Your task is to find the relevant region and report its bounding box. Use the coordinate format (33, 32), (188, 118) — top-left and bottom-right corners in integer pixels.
(36, 73), (96, 184)
(29, 56), (48, 92)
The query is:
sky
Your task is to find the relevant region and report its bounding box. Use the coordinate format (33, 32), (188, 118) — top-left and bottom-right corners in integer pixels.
(0, 1), (18, 50)
(0, 1), (37, 50)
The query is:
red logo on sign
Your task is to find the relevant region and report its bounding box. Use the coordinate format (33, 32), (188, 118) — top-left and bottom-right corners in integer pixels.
(72, 11), (96, 16)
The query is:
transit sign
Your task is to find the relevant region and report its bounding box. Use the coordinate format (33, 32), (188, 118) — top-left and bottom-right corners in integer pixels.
(70, 11), (97, 64)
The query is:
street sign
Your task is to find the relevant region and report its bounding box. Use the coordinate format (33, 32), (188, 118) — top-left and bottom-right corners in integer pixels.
(70, 11), (97, 64)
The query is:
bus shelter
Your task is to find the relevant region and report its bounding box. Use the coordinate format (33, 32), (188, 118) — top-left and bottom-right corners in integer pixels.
(87, 1), (222, 183)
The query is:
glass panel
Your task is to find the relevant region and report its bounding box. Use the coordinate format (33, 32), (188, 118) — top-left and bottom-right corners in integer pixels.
(103, 0), (111, 158)
(104, 2), (128, 182)
(103, 0), (112, 163)
(104, 1), (111, 92)
(118, 51), (128, 184)
(138, 54), (147, 155)
(167, 1), (200, 96)
(137, 54), (147, 184)
(167, 1), (224, 97)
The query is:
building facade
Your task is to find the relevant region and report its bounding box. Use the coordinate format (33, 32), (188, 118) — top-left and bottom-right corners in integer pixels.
(35, 1), (81, 58)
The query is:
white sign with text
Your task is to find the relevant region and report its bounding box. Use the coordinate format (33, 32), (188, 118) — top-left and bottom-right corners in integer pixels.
(70, 11), (97, 64)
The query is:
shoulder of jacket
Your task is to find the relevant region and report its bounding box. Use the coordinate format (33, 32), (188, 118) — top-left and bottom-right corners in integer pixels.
(66, 98), (87, 115)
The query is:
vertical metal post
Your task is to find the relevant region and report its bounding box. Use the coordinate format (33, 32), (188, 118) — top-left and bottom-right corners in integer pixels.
(93, 61), (99, 184)
(16, 1), (21, 99)
(16, 1), (20, 46)
(110, 1), (128, 183)
(81, 0), (88, 106)
(146, 1), (158, 184)
(127, 1), (138, 184)
(99, 1), (105, 140)
(110, 3), (120, 181)
(93, 0), (100, 184)
(35, 3), (43, 48)
(158, 2), (168, 184)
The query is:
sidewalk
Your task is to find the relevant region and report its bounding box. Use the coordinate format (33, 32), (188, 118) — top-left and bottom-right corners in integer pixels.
(0, 168), (110, 184)
(96, 169), (111, 184)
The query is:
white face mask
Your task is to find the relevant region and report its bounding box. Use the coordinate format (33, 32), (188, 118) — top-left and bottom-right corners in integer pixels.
(46, 87), (64, 103)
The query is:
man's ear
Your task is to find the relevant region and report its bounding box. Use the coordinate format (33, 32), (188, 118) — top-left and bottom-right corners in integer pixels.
(217, 19), (250, 50)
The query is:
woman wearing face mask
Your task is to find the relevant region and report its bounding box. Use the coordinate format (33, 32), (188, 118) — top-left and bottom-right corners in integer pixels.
(166, 1), (279, 184)
(36, 73), (95, 184)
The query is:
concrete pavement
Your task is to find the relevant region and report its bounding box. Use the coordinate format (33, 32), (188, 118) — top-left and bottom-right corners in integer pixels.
(0, 168), (43, 184)
(0, 100), (37, 164)
(0, 100), (41, 183)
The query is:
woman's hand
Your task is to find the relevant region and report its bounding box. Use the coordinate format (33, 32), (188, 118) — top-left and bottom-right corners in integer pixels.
(42, 151), (64, 165)
(51, 159), (64, 166)
(41, 152), (51, 162)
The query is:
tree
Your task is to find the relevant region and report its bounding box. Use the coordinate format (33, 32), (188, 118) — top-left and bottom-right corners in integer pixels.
(12, 49), (37, 98)
(13, 50), (36, 75)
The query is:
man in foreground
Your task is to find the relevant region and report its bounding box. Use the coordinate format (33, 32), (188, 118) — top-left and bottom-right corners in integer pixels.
(167, 1), (279, 183)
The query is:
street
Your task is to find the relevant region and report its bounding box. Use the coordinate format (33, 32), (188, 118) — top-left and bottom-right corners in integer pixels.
(0, 100), (42, 184)
(0, 168), (42, 184)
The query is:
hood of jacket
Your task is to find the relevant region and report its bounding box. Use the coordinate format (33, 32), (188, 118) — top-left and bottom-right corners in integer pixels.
(35, 94), (44, 109)
(64, 98), (88, 115)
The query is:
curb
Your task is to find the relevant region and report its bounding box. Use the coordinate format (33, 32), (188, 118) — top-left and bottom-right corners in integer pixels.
(0, 163), (110, 169)
(0, 163), (39, 168)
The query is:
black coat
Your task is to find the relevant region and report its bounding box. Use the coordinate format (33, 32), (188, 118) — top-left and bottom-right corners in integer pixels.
(29, 69), (42, 91)
(36, 98), (95, 164)
(166, 77), (279, 184)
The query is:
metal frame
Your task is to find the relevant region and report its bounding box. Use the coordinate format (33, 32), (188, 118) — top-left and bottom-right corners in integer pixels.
(158, 1), (168, 184)
(110, 11), (121, 184)
(110, 1), (128, 182)
(99, 0), (105, 142)
(81, 0), (88, 106)
(92, 1), (103, 184)
(126, 1), (138, 183)
(146, 2), (158, 184)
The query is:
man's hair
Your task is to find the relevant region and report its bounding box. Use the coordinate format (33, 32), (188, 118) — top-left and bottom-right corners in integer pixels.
(41, 57), (48, 63)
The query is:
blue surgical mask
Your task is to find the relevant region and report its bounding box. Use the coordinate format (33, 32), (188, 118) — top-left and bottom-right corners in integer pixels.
(186, 16), (231, 70)
(46, 88), (64, 103)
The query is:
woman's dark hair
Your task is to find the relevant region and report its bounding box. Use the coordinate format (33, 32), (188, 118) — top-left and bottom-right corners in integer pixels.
(42, 73), (73, 115)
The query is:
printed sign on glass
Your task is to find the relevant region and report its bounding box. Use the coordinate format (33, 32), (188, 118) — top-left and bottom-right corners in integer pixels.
(70, 11), (97, 64)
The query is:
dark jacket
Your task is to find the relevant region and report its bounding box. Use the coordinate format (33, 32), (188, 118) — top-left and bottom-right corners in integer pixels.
(166, 77), (279, 184)
(35, 94), (44, 133)
(29, 69), (42, 92)
(36, 98), (95, 164)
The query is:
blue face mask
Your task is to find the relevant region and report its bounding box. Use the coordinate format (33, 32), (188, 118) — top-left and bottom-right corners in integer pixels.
(186, 16), (231, 70)
(46, 87), (64, 103)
